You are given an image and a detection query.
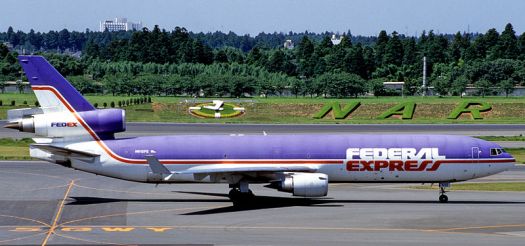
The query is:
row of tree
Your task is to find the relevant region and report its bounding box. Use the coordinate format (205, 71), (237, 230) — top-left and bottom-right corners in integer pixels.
(0, 27), (132, 52)
(68, 70), (369, 98)
(0, 26), (380, 53)
(82, 24), (525, 83)
(66, 60), (520, 98)
(1, 24), (525, 98)
(84, 26), (214, 64)
(0, 44), (20, 83)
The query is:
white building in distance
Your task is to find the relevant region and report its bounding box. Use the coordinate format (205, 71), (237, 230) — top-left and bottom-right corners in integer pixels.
(331, 34), (342, 45)
(283, 40), (294, 49)
(99, 18), (142, 32)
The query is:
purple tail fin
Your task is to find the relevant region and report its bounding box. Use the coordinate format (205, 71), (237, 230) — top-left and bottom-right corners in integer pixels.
(18, 55), (95, 112)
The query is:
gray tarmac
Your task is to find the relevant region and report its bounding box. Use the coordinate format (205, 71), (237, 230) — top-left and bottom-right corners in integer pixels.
(2, 120), (525, 138)
(1, 161), (525, 246)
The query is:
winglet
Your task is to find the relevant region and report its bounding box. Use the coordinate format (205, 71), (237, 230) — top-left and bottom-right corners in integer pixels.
(144, 155), (171, 175)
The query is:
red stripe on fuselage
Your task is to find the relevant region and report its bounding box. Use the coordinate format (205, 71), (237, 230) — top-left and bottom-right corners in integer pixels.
(31, 86), (517, 166)
(411, 158), (514, 171)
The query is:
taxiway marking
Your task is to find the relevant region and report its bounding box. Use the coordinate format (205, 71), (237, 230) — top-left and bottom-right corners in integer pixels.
(41, 180), (75, 246)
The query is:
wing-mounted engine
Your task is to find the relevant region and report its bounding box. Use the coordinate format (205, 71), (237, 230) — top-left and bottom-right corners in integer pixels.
(4, 108), (126, 139)
(267, 173), (329, 197)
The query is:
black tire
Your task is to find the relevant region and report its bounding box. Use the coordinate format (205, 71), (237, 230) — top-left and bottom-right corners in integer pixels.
(439, 194), (449, 203)
(229, 189), (255, 207)
(228, 188), (240, 200)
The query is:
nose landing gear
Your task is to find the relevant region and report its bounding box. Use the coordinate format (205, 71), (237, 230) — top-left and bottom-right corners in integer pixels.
(438, 182), (450, 203)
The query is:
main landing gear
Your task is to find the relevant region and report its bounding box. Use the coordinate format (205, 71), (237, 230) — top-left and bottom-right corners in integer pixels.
(228, 181), (255, 206)
(438, 182), (450, 203)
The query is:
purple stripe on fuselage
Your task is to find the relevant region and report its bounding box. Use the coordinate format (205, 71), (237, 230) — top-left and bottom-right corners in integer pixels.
(103, 134), (510, 160)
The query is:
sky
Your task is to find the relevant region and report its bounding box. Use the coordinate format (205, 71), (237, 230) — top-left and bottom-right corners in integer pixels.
(1, 0), (524, 36)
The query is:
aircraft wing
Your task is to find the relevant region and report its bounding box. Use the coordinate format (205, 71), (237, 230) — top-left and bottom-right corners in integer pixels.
(176, 164), (318, 174)
(144, 155), (319, 182)
(31, 144), (100, 158)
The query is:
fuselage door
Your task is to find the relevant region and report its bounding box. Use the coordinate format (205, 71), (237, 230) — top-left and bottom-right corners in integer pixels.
(470, 147), (481, 178)
(472, 147), (480, 160)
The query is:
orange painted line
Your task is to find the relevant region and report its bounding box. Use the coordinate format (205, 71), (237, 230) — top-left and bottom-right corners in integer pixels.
(41, 180), (74, 246)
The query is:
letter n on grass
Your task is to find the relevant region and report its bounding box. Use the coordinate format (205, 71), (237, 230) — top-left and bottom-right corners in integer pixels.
(447, 101), (492, 120)
(377, 102), (416, 119)
(313, 102), (361, 119)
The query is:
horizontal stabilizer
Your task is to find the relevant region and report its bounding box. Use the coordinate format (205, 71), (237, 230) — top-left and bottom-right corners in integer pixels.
(31, 144), (100, 158)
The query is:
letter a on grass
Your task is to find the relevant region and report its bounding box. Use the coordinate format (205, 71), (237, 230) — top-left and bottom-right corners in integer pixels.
(377, 102), (416, 119)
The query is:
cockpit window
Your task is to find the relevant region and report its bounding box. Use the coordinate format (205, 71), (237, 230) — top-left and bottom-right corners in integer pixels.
(490, 148), (504, 156)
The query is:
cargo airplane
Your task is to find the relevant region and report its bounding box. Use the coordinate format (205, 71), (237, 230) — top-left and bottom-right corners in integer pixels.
(5, 56), (516, 205)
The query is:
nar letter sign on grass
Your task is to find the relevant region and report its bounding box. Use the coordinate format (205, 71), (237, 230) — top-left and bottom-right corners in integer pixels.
(313, 101), (492, 120)
(189, 100), (245, 118)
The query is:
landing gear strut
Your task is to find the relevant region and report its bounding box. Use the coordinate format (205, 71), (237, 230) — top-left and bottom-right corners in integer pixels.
(228, 181), (255, 206)
(438, 182), (450, 203)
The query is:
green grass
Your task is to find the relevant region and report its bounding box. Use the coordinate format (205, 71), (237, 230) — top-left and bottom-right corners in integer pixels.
(0, 146), (33, 160)
(155, 95), (525, 104)
(138, 101), (525, 124)
(239, 96), (525, 104)
(0, 138), (34, 146)
(411, 182), (525, 192)
(506, 148), (525, 164)
(478, 136), (525, 141)
(1, 93), (525, 124)
(0, 138), (34, 160)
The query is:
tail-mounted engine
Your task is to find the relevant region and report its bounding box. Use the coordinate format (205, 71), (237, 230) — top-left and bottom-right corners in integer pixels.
(5, 108), (126, 138)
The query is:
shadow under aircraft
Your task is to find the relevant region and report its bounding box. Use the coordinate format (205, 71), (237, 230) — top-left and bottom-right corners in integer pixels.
(67, 192), (525, 215)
